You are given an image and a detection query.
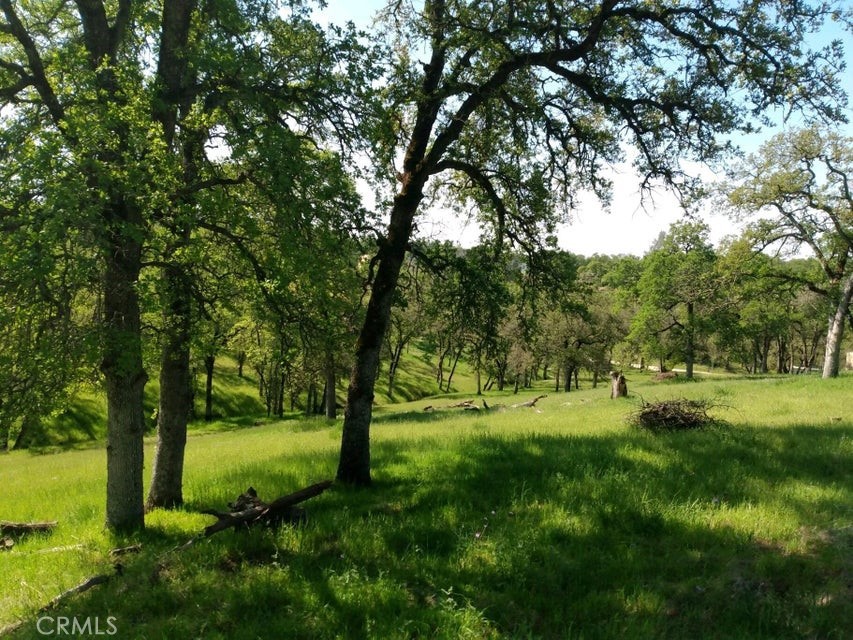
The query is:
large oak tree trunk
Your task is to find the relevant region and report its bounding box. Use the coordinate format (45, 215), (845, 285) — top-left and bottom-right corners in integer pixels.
(147, 266), (192, 509)
(103, 227), (147, 532)
(563, 363), (573, 392)
(337, 10), (448, 485)
(337, 195), (419, 485)
(147, 0), (196, 511)
(822, 272), (853, 378)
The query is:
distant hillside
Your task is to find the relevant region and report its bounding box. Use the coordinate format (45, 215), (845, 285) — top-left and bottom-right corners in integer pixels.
(31, 346), (475, 449)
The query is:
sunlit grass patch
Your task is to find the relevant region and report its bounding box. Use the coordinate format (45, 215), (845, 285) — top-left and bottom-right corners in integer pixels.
(1, 373), (850, 638)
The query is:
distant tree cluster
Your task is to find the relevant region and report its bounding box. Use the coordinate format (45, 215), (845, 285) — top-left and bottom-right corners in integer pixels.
(377, 221), (847, 404)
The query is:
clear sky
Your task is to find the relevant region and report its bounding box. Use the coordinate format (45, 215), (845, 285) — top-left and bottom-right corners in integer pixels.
(315, 0), (853, 256)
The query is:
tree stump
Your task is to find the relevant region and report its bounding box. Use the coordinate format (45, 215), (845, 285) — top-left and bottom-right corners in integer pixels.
(610, 372), (628, 399)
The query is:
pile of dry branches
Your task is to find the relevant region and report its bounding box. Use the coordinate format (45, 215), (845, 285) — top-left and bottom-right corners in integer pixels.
(631, 399), (721, 432)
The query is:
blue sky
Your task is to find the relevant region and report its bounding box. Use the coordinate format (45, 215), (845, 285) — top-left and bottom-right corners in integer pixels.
(315, 1), (853, 256)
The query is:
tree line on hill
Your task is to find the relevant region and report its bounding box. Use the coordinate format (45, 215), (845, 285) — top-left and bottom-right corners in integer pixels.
(0, 0), (850, 531)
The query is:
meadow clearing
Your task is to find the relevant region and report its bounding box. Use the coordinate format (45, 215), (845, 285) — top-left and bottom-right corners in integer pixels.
(0, 372), (850, 639)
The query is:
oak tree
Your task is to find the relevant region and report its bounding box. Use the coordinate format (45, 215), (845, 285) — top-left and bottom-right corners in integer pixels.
(727, 127), (853, 377)
(337, 0), (846, 484)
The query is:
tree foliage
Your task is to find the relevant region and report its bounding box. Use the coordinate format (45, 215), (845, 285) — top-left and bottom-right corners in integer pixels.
(630, 220), (719, 377)
(0, 0), (374, 527)
(727, 127), (853, 377)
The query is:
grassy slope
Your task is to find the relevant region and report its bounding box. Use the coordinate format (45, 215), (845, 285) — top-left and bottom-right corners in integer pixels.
(1, 373), (851, 639)
(374, 342), (478, 404)
(36, 345), (469, 447)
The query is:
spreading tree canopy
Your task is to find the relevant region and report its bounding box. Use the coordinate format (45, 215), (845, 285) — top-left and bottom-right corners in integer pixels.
(336, 0), (849, 485)
(727, 127), (853, 378)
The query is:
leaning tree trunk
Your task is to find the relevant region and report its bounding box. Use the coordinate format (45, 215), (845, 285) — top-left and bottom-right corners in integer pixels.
(147, 266), (192, 509)
(337, 187), (421, 486)
(338, 25), (457, 485)
(387, 337), (405, 399)
(444, 345), (463, 392)
(822, 272), (853, 378)
(102, 222), (147, 532)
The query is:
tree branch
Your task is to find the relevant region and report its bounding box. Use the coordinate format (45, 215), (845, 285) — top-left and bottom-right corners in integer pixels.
(0, 0), (65, 126)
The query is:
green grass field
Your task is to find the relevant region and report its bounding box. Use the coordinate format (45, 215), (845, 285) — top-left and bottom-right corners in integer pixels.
(1, 372), (851, 639)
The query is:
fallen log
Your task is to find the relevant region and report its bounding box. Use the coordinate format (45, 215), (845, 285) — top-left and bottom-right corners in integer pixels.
(0, 520), (57, 535)
(653, 371), (678, 381)
(201, 480), (333, 537)
(512, 394), (547, 408)
(446, 399), (475, 408)
(0, 521), (57, 551)
(33, 544), (85, 555)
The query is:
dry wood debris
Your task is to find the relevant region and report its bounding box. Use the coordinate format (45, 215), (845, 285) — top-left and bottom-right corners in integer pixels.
(631, 399), (721, 432)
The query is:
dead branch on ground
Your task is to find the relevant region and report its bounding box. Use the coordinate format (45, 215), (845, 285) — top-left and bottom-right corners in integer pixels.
(512, 394), (547, 408)
(200, 480), (333, 537)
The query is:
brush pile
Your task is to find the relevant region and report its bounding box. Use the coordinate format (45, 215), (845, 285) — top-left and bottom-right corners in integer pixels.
(631, 399), (720, 432)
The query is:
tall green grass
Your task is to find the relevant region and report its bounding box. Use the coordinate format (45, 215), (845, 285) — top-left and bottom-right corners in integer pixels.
(1, 373), (850, 638)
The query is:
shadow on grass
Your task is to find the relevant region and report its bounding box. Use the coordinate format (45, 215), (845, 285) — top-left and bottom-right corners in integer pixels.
(26, 397), (106, 452)
(7, 424), (851, 640)
(371, 408), (464, 425)
(186, 412), (312, 438)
